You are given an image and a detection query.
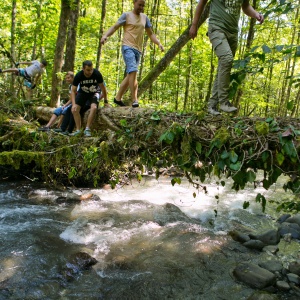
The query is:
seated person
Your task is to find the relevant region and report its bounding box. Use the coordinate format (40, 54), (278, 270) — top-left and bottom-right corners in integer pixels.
(56, 84), (107, 136)
(38, 71), (74, 131)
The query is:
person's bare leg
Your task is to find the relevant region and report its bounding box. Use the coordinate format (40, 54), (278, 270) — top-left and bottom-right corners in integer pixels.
(2, 68), (18, 74)
(128, 71), (138, 105)
(72, 104), (82, 130)
(46, 114), (58, 128)
(115, 75), (129, 101)
(86, 103), (97, 128)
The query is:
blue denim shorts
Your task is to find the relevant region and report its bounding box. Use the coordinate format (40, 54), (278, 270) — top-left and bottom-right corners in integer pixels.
(122, 45), (141, 74)
(18, 69), (31, 81)
(53, 104), (72, 116)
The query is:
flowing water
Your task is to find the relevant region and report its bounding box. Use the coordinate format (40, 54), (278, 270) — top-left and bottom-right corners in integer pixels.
(0, 175), (299, 300)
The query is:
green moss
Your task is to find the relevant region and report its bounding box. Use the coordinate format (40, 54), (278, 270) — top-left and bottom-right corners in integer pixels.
(0, 150), (44, 169)
(100, 141), (109, 161)
(255, 121), (269, 135)
(213, 127), (230, 144)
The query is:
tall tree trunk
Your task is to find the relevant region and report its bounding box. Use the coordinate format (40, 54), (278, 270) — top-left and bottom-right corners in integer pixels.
(184, 42), (192, 110)
(96, 0), (106, 70)
(233, 0), (258, 109)
(50, 0), (71, 107)
(63, 0), (80, 73)
(11, 0), (17, 96)
(138, 4), (210, 97)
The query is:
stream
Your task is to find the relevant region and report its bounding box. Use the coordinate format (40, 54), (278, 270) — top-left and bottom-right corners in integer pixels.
(0, 175), (299, 300)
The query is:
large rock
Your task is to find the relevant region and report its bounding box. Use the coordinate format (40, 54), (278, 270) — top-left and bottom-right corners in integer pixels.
(243, 239), (266, 250)
(228, 230), (250, 243)
(247, 291), (279, 300)
(61, 252), (98, 282)
(249, 229), (280, 245)
(289, 261), (300, 276)
(285, 214), (300, 226)
(233, 263), (276, 289)
(258, 260), (283, 273)
(278, 222), (300, 239)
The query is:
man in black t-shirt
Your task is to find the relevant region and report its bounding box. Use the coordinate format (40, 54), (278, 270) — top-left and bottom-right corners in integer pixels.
(71, 60), (109, 137)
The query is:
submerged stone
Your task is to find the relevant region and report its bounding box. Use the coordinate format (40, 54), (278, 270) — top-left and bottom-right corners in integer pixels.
(233, 263), (276, 289)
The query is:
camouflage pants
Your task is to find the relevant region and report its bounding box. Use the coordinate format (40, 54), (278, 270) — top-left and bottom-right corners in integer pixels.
(207, 24), (238, 108)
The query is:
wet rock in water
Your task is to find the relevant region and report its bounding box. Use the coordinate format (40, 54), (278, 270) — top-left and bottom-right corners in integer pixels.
(228, 230), (250, 243)
(262, 245), (279, 254)
(61, 252), (98, 282)
(288, 261), (300, 276)
(287, 273), (300, 285)
(243, 239), (266, 250)
(278, 222), (300, 239)
(233, 263), (276, 289)
(247, 291), (279, 300)
(285, 214), (300, 226)
(28, 190), (82, 205)
(258, 260), (283, 273)
(276, 280), (290, 291)
(154, 202), (197, 226)
(249, 229), (280, 245)
(276, 214), (291, 224)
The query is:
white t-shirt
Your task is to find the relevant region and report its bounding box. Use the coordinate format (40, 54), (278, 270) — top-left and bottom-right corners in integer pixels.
(25, 60), (43, 77)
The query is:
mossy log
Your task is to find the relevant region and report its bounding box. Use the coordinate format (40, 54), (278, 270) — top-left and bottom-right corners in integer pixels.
(1, 106), (300, 194)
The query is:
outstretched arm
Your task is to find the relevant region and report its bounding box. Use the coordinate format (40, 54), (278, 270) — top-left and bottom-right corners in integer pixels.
(145, 28), (164, 51)
(101, 23), (122, 45)
(189, 0), (209, 39)
(242, 0), (264, 24)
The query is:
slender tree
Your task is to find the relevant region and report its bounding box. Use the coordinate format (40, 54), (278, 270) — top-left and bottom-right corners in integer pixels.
(50, 0), (71, 107)
(96, 0), (106, 69)
(63, 0), (80, 73)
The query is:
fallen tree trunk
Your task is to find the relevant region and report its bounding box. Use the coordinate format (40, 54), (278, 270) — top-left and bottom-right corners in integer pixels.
(2, 106), (300, 197)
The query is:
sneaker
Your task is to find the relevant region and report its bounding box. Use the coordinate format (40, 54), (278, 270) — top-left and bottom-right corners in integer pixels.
(70, 130), (81, 136)
(132, 101), (139, 108)
(38, 126), (50, 131)
(114, 98), (126, 107)
(53, 128), (63, 132)
(24, 80), (32, 89)
(61, 131), (69, 135)
(208, 106), (221, 116)
(220, 101), (237, 113)
(84, 129), (92, 137)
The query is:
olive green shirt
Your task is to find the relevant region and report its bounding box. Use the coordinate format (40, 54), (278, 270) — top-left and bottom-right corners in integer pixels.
(209, 0), (246, 34)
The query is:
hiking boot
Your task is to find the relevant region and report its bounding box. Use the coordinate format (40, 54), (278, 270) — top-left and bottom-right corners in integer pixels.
(70, 130), (81, 136)
(38, 126), (50, 131)
(114, 98), (126, 107)
(208, 106), (221, 116)
(53, 128), (62, 132)
(220, 101), (237, 113)
(84, 129), (92, 137)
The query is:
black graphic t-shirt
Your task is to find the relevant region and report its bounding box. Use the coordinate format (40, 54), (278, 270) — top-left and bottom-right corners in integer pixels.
(73, 69), (104, 94)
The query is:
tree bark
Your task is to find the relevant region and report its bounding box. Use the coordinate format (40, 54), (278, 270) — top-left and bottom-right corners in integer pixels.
(50, 0), (71, 107)
(96, 0), (106, 70)
(137, 4), (210, 97)
(63, 0), (80, 73)
(10, 0), (17, 96)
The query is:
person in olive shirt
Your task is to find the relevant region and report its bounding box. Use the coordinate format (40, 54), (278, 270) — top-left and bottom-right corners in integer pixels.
(190, 0), (264, 115)
(71, 60), (108, 137)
